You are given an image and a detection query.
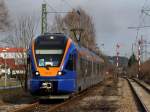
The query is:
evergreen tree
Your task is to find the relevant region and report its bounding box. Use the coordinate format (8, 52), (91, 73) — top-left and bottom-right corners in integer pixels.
(128, 53), (137, 67)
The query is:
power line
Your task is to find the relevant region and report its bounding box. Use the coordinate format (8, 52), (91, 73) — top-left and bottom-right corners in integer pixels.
(142, 9), (150, 16)
(128, 26), (150, 29)
(128, 0), (149, 59)
(61, 0), (74, 9)
(44, 0), (57, 12)
(135, 0), (148, 39)
(41, 1), (75, 34)
(47, 11), (72, 14)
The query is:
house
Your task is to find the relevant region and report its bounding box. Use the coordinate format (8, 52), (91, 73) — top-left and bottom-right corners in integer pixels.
(0, 48), (27, 78)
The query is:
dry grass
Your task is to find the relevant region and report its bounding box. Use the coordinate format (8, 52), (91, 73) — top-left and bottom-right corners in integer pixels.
(0, 88), (36, 104)
(140, 60), (150, 84)
(128, 60), (150, 84)
(128, 63), (138, 77)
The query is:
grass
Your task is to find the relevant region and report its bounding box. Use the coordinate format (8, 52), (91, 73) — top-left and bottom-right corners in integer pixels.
(0, 88), (22, 95)
(0, 87), (37, 104)
(0, 79), (20, 87)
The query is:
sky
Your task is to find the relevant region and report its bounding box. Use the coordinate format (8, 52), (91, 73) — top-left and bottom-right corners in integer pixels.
(5, 0), (150, 57)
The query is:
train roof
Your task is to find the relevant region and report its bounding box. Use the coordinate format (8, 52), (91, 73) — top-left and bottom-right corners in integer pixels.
(35, 33), (67, 40)
(74, 43), (104, 63)
(41, 33), (65, 36)
(32, 34), (104, 63)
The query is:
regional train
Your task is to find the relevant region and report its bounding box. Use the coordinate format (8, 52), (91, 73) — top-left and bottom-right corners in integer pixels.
(27, 33), (104, 99)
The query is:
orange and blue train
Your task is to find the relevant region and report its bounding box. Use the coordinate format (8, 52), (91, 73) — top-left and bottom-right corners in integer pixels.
(27, 33), (104, 99)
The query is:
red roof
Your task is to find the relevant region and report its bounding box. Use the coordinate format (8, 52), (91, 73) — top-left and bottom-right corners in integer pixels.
(0, 48), (26, 52)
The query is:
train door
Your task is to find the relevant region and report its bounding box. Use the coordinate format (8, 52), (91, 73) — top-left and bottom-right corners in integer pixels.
(77, 56), (85, 92)
(63, 50), (77, 92)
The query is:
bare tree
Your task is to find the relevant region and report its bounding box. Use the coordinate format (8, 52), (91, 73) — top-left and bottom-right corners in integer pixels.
(5, 16), (36, 48)
(2, 15), (37, 90)
(50, 8), (97, 52)
(49, 14), (64, 33)
(0, 0), (10, 32)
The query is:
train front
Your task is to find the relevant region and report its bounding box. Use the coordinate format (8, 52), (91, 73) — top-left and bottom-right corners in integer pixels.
(28, 34), (77, 99)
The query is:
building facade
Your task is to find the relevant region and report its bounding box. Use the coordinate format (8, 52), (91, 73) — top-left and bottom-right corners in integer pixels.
(0, 48), (27, 78)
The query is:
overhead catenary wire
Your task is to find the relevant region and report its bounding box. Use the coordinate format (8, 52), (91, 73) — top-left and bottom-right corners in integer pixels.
(43, 0), (57, 12)
(140, 0), (150, 61)
(44, 0), (73, 13)
(136, 0), (148, 39)
(41, 0), (76, 34)
(127, 0), (150, 62)
(61, 0), (74, 9)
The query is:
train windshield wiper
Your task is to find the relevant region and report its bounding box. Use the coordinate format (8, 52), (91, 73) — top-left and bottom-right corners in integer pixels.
(45, 65), (51, 70)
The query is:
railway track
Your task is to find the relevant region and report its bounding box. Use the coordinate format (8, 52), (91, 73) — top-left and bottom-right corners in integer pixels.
(133, 79), (150, 93)
(127, 78), (150, 112)
(11, 102), (39, 112)
(8, 98), (57, 112)
(10, 99), (65, 112)
(10, 82), (103, 112)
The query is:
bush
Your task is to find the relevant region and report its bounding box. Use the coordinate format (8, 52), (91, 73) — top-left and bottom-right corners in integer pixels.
(140, 60), (150, 84)
(128, 60), (150, 84)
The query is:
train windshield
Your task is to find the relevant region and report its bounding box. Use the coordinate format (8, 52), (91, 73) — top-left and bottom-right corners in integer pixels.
(34, 35), (67, 67)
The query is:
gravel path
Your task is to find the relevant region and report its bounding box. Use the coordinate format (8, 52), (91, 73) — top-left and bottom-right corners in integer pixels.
(117, 78), (139, 112)
(53, 78), (119, 112)
(50, 78), (140, 112)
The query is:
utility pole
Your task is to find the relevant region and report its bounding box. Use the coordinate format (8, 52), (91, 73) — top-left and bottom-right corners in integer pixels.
(2, 48), (9, 87)
(137, 39), (142, 78)
(4, 52), (7, 87)
(41, 2), (73, 35)
(115, 43), (120, 79)
(70, 28), (84, 44)
(41, 3), (47, 34)
(116, 44), (120, 68)
(140, 36), (144, 62)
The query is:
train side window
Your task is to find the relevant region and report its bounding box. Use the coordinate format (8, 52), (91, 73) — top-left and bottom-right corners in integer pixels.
(65, 54), (75, 71)
(80, 58), (84, 76)
(90, 61), (92, 76)
(73, 54), (76, 71)
(98, 64), (99, 74)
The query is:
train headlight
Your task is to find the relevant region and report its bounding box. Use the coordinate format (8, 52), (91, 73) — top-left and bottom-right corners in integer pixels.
(57, 71), (62, 76)
(50, 36), (54, 39)
(35, 71), (39, 76)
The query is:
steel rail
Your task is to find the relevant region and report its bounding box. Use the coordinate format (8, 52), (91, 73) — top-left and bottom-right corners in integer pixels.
(133, 78), (150, 93)
(11, 102), (39, 112)
(127, 78), (149, 112)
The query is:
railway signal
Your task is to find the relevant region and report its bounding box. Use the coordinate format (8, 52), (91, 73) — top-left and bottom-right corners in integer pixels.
(116, 44), (120, 68)
(137, 39), (142, 78)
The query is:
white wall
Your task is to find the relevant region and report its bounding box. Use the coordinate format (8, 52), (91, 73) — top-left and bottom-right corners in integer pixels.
(0, 52), (27, 59)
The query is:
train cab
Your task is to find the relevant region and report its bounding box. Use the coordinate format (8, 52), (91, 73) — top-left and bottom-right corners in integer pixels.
(27, 34), (77, 98)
